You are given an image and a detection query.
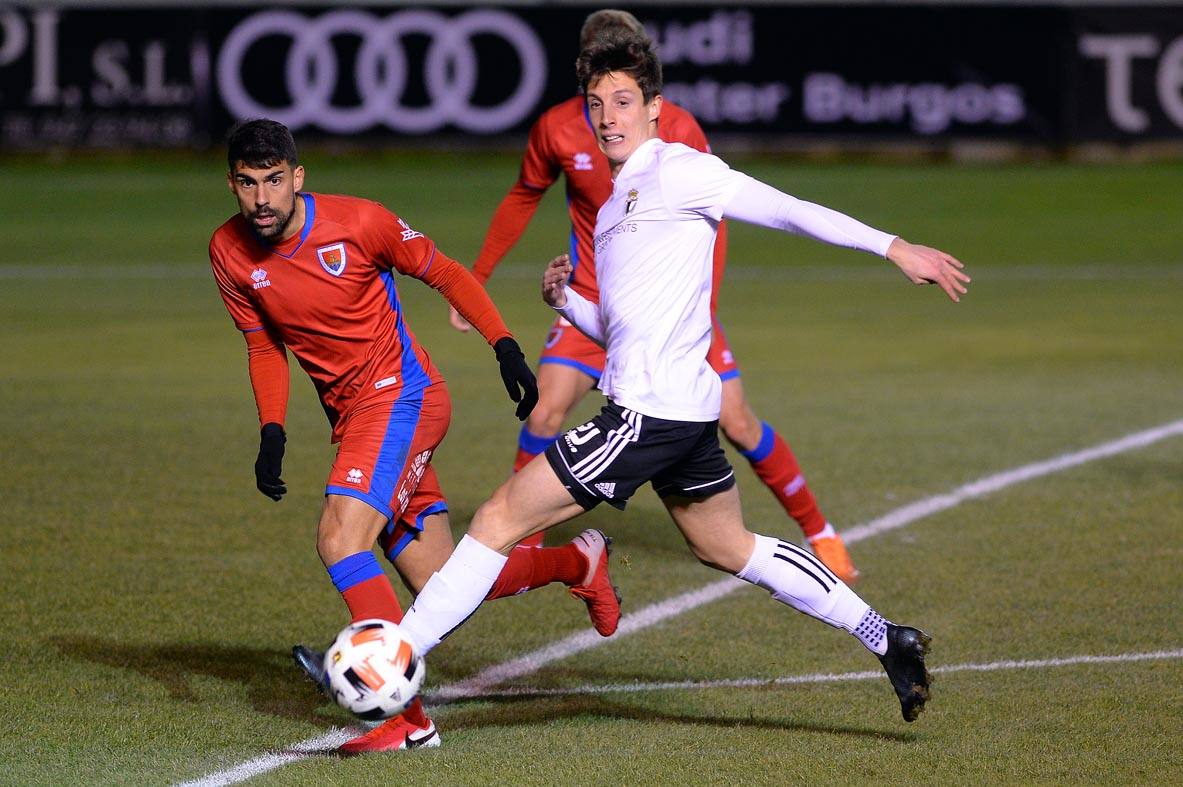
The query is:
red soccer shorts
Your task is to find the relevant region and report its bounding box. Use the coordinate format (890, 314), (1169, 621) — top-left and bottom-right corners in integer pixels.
(706, 315), (740, 382)
(326, 382), (451, 560)
(537, 315), (606, 379)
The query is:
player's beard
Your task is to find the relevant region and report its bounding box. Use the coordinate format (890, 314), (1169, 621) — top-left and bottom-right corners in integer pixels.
(250, 202), (295, 242)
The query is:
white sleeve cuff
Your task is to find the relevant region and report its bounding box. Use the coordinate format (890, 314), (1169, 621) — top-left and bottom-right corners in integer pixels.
(554, 286), (606, 346)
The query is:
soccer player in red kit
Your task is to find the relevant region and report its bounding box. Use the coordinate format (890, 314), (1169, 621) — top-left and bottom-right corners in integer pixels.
(449, 10), (859, 582)
(210, 120), (620, 754)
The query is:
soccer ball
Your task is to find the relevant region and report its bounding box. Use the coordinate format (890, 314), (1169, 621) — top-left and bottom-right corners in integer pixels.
(324, 619), (425, 720)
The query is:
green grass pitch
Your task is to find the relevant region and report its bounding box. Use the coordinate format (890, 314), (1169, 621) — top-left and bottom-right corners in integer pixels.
(0, 152), (1180, 784)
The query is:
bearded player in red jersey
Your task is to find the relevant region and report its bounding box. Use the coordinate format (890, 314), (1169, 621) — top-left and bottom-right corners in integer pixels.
(449, 11), (858, 582)
(210, 120), (621, 754)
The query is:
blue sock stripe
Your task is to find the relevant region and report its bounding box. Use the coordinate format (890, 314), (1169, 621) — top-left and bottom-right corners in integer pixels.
(519, 425), (560, 455)
(327, 551), (383, 593)
(740, 422), (776, 462)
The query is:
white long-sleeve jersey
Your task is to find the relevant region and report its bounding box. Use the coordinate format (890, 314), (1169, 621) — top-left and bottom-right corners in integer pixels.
(556, 138), (895, 422)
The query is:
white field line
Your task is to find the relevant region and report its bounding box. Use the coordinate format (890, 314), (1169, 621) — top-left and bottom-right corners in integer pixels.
(178, 647), (1183, 787)
(433, 648), (1183, 701)
(176, 417), (1183, 786)
(437, 417), (1183, 703)
(175, 729), (357, 787)
(841, 417), (1183, 544)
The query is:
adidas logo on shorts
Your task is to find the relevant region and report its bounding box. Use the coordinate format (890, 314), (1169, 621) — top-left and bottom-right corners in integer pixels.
(595, 482), (616, 498)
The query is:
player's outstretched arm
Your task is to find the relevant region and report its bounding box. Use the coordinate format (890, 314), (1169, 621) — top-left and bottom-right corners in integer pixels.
(885, 238), (970, 302)
(721, 175), (969, 301)
(448, 184), (548, 335)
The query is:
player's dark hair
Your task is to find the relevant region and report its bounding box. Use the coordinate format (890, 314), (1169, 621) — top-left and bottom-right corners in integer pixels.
(226, 119), (298, 170)
(576, 29), (662, 104)
(579, 9), (645, 51)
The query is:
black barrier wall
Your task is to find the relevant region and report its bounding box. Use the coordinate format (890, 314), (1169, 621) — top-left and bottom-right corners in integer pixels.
(0, 5), (1181, 149)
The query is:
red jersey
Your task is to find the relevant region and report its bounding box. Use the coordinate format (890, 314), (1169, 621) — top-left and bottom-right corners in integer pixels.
(474, 96), (728, 306)
(210, 192), (509, 436)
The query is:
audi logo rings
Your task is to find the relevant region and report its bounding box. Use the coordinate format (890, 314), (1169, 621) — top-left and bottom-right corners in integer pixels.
(217, 9), (547, 134)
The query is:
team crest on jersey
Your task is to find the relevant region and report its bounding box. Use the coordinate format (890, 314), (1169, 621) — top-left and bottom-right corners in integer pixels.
(316, 243), (347, 277)
(625, 189), (639, 214)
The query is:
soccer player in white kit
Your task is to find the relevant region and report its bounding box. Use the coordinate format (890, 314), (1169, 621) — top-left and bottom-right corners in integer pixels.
(398, 30), (969, 723)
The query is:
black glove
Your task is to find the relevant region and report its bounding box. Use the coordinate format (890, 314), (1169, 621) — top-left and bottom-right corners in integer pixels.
(494, 337), (539, 421)
(254, 422), (287, 501)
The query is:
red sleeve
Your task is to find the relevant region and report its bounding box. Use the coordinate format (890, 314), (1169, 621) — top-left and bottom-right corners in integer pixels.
(471, 116), (559, 284)
(359, 201), (511, 345)
(419, 250), (512, 347)
(710, 220), (728, 315)
(664, 106), (711, 154)
(471, 183), (546, 285)
(210, 238), (263, 332)
(245, 328), (289, 428)
(361, 203), (439, 276)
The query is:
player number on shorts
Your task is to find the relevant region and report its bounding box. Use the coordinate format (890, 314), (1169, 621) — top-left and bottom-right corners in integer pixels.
(568, 423), (601, 446)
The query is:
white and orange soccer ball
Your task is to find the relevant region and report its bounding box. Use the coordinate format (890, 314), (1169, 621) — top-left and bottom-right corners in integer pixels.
(325, 619), (425, 720)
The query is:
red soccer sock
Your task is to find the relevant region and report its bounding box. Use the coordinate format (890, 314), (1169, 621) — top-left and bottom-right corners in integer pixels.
(401, 696), (430, 727)
(512, 447), (536, 473)
(340, 574), (404, 624)
(517, 532), (545, 548)
(328, 553), (429, 727)
(485, 543), (585, 599)
(743, 424), (828, 539)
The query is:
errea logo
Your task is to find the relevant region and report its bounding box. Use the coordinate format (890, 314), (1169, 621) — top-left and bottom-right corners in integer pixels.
(573, 152), (593, 171)
(346, 468), (364, 484)
(398, 217), (424, 243)
(250, 268), (271, 290)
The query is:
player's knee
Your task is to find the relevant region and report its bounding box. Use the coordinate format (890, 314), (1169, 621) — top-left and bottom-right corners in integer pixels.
(719, 408), (760, 450)
(469, 492), (518, 552)
(316, 524), (350, 565)
(316, 511), (365, 565)
(527, 401), (568, 436)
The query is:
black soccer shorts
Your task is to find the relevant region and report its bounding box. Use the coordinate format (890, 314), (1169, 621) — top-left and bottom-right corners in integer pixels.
(545, 401), (736, 511)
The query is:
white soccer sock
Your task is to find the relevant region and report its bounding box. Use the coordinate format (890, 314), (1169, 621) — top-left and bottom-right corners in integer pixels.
(398, 534), (508, 657)
(737, 533), (888, 655)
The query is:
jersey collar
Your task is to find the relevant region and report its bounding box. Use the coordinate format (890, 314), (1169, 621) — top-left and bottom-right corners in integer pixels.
(615, 137), (661, 183)
(265, 192), (316, 260)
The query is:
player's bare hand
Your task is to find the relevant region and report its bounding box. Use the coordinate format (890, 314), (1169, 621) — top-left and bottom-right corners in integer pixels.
(542, 254), (573, 307)
(887, 238), (970, 302)
(448, 305), (472, 333)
